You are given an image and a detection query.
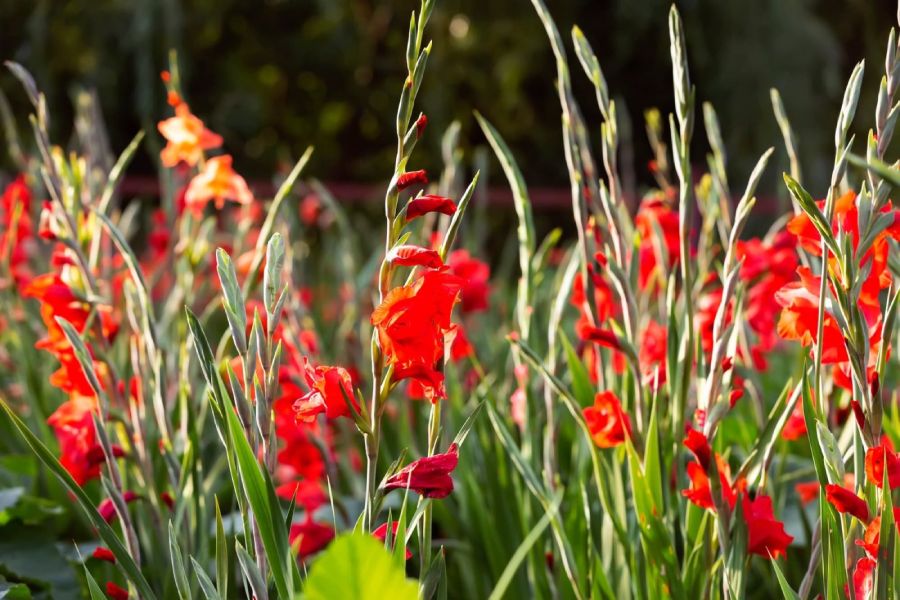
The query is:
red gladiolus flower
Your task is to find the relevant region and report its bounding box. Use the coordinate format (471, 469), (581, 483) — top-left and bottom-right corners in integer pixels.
(781, 399), (807, 441)
(289, 517), (335, 559)
(106, 582), (129, 600)
(851, 556), (876, 600)
(682, 454), (737, 511)
(373, 269), (462, 366)
(97, 491), (139, 523)
(742, 493), (793, 559)
(383, 443), (459, 498)
(447, 249), (490, 313)
(92, 547), (116, 564)
(406, 194), (457, 220)
(157, 102), (223, 167)
(395, 362), (447, 403)
(639, 320), (667, 388)
(184, 155), (253, 214)
(579, 326), (621, 351)
(583, 391), (632, 449)
(684, 428), (711, 471)
(415, 113), (428, 138)
(795, 481), (820, 505)
(388, 245), (444, 269)
(293, 359), (357, 422)
(824, 484), (869, 522)
(634, 196), (681, 290)
(373, 522), (413, 560)
(396, 169), (428, 190)
(865, 443), (900, 489)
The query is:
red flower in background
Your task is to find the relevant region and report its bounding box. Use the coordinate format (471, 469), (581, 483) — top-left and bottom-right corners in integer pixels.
(447, 249), (490, 313)
(634, 196), (680, 291)
(742, 493), (793, 559)
(157, 102), (223, 168)
(781, 400), (807, 441)
(293, 359), (357, 422)
(373, 521), (413, 559)
(92, 547), (116, 564)
(105, 582), (129, 600)
(0, 176), (35, 284)
(865, 443), (900, 489)
(583, 391), (631, 449)
(639, 319), (667, 388)
(824, 484), (869, 522)
(383, 444), (459, 498)
(289, 517), (335, 559)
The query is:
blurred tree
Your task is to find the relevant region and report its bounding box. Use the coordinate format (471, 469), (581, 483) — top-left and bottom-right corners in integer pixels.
(0, 0), (893, 200)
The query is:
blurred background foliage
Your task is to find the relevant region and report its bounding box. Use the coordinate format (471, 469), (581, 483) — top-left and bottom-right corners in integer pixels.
(0, 0), (895, 204)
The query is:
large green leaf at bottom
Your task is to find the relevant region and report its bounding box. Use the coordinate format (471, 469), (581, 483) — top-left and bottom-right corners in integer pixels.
(304, 533), (418, 600)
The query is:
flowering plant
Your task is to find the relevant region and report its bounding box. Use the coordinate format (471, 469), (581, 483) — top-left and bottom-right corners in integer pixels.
(2, 1), (900, 599)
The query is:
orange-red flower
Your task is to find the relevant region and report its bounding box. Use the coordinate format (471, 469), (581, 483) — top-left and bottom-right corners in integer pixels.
(851, 557), (876, 600)
(372, 268), (463, 401)
(383, 443), (459, 498)
(583, 391), (631, 449)
(683, 454), (737, 511)
(158, 102), (223, 167)
(824, 484), (869, 522)
(184, 155), (254, 214)
(293, 359), (357, 422)
(742, 493), (793, 559)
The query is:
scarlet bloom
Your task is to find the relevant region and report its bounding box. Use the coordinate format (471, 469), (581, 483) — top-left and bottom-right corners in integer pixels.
(824, 484), (869, 522)
(639, 320), (667, 388)
(742, 493), (793, 559)
(184, 155), (254, 214)
(684, 428), (711, 471)
(373, 522), (413, 559)
(92, 547), (116, 564)
(157, 102), (223, 167)
(634, 196), (681, 290)
(781, 400), (807, 441)
(396, 169), (428, 190)
(105, 582), (129, 600)
(373, 269), (462, 366)
(383, 443), (459, 498)
(447, 249), (490, 313)
(851, 557), (876, 600)
(293, 359), (357, 422)
(795, 481), (820, 505)
(865, 443), (900, 489)
(406, 194), (457, 220)
(388, 245), (444, 269)
(579, 326), (621, 351)
(583, 391), (632, 449)
(289, 517), (335, 559)
(682, 454), (737, 511)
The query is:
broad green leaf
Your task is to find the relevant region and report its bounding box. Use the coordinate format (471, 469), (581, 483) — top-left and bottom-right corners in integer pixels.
(304, 534), (418, 600)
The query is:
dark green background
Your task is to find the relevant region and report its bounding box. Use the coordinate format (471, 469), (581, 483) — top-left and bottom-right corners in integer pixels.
(0, 0), (895, 203)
